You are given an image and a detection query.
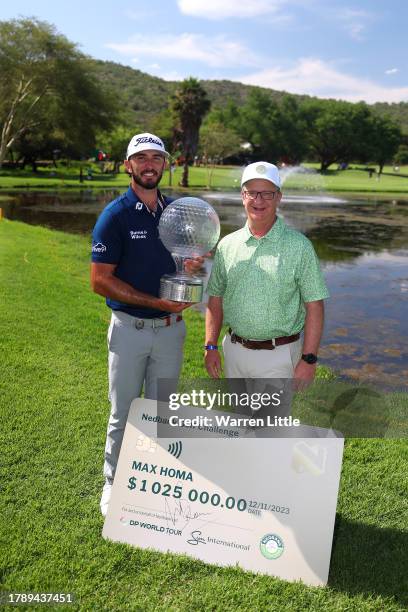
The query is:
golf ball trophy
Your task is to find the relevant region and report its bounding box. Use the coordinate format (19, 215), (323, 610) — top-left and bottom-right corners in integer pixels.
(158, 197), (220, 303)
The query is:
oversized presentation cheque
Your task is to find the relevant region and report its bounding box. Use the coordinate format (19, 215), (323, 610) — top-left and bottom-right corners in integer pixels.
(103, 399), (344, 587)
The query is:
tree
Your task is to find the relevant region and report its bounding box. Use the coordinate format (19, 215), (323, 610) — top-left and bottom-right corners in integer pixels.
(237, 90), (281, 160)
(394, 144), (408, 165)
(97, 125), (139, 174)
(207, 101), (242, 137)
(223, 91), (308, 164)
(0, 17), (115, 167)
(170, 77), (211, 187)
(367, 114), (402, 173)
(199, 122), (241, 187)
(302, 99), (374, 171)
(149, 108), (175, 151)
(276, 96), (309, 164)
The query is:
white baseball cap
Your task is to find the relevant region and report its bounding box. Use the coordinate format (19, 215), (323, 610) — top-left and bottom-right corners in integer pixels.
(241, 162), (281, 189)
(126, 132), (169, 160)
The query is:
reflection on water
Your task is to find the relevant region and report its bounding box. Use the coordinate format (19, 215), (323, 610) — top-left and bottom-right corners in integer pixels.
(321, 252), (408, 388)
(0, 189), (119, 234)
(1, 189), (408, 387)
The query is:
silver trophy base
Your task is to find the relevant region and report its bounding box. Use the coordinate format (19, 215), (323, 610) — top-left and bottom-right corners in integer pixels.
(159, 273), (203, 303)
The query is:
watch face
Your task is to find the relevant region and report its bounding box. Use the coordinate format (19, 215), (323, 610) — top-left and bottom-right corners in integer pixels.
(302, 353), (318, 364)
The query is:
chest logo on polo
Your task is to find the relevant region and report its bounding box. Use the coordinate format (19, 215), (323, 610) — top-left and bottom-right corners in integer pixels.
(135, 203), (143, 210)
(130, 230), (148, 240)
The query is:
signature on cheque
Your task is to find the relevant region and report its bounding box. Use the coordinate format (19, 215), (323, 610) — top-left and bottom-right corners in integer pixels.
(163, 498), (212, 532)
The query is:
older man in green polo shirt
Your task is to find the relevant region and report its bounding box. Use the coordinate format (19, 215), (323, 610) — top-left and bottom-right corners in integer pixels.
(205, 161), (329, 384)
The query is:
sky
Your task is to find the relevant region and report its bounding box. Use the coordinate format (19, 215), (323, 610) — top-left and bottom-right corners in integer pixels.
(1, 0), (407, 104)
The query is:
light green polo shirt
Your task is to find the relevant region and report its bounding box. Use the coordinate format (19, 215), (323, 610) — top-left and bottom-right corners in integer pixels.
(207, 216), (329, 340)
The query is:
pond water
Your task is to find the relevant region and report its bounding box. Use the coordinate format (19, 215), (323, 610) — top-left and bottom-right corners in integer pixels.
(1, 188), (407, 388)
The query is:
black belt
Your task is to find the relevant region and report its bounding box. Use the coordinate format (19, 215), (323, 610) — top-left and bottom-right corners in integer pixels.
(229, 328), (300, 350)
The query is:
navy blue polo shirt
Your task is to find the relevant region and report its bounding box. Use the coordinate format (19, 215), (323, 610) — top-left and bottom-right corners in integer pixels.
(91, 187), (175, 318)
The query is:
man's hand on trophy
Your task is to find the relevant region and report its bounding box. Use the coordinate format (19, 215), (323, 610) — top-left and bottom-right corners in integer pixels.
(157, 298), (193, 313)
(184, 255), (206, 274)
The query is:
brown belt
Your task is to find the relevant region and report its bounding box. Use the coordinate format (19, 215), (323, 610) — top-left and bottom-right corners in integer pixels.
(229, 328), (300, 350)
(162, 314), (183, 326)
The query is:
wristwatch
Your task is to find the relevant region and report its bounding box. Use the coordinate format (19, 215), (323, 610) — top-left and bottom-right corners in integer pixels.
(301, 353), (318, 365)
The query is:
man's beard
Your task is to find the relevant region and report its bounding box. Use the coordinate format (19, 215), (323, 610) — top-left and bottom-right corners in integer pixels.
(131, 169), (163, 190)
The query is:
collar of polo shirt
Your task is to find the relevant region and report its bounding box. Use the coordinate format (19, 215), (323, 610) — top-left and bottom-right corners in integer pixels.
(244, 216), (285, 243)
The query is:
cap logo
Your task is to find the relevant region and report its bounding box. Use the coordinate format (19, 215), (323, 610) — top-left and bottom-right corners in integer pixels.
(256, 164), (267, 174)
(133, 136), (163, 148)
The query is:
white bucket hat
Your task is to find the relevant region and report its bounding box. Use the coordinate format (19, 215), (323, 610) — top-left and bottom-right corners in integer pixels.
(126, 132), (169, 160)
(241, 162), (281, 189)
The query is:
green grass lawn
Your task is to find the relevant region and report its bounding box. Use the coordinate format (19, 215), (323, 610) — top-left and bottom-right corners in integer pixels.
(1, 220), (407, 611)
(0, 162), (408, 196)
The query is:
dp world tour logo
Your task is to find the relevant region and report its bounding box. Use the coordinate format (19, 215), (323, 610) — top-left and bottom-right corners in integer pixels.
(167, 441), (182, 459)
(260, 533), (284, 560)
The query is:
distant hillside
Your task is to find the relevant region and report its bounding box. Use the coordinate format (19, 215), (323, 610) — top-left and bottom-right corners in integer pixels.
(92, 60), (408, 135)
(92, 60), (174, 128)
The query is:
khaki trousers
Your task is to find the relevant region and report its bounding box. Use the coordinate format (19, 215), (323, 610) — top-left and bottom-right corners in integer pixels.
(222, 333), (302, 378)
(222, 333), (302, 418)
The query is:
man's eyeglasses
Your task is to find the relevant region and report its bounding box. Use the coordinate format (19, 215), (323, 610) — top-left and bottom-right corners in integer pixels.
(242, 190), (280, 201)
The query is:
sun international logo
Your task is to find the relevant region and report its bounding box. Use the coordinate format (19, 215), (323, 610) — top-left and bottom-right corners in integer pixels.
(260, 533), (284, 560)
(256, 164), (267, 174)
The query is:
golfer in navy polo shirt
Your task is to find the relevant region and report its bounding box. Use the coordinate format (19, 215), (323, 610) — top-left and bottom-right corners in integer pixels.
(91, 133), (200, 516)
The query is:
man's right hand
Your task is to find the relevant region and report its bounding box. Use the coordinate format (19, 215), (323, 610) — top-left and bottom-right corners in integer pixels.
(205, 350), (222, 378)
(157, 298), (193, 313)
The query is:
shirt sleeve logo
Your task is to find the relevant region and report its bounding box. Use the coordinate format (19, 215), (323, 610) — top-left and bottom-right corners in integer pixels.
(92, 242), (107, 253)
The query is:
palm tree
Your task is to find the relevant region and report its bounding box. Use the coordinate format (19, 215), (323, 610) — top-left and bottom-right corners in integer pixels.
(171, 77), (210, 187)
